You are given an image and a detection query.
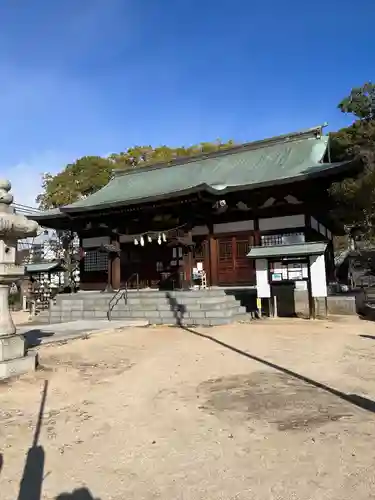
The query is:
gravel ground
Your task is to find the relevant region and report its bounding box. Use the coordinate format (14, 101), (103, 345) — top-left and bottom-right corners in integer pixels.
(1, 317), (375, 499)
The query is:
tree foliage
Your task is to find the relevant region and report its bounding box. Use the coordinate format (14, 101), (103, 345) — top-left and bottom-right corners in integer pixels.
(36, 156), (115, 209)
(37, 141), (236, 209)
(50, 230), (81, 290)
(330, 82), (375, 242)
(337, 82), (375, 121)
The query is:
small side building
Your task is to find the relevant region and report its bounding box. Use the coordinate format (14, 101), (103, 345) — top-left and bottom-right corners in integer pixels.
(23, 261), (65, 312)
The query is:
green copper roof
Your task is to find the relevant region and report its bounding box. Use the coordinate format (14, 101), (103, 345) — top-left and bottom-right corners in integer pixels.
(248, 242), (328, 259)
(34, 126), (354, 218)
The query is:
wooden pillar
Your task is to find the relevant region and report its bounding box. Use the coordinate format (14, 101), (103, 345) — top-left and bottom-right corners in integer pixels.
(106, 256), (112, 292)
(207, 225), (218, 287)
(187, 249), (193, 288)
(184, 231), (193, 289)
(254, 218), (261, 246)
(252, 219), (261, 286)
(111, 235), (121, 290)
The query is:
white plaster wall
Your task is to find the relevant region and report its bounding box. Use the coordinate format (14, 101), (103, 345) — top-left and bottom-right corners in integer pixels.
(213, 220), (254, 234)
(255, 258), (271, 298)
(318, 223), (327, 237)
(310, 217), (319, 231)
(191, 225), (209, 236)
(309, 254), (327, 297)
(311, 217), (333, 240)
(259, 214), (305, 231)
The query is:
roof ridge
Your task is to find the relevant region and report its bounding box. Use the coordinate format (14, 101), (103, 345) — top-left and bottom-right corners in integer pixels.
(113, 124), (327, 179)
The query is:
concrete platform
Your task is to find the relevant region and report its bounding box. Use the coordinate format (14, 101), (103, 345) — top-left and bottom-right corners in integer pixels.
(17, 319), (149, 348)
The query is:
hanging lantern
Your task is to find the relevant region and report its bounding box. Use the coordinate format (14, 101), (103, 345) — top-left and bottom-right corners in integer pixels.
(162, 233), (167, 242)
(134, 238), (139, 245)
(157, 234), (162, 245)
(147, 235), (152, 243)
(140, 236), (145, 246)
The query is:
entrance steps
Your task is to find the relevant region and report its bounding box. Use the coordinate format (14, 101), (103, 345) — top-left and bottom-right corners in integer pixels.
(35, 289), (247, 326)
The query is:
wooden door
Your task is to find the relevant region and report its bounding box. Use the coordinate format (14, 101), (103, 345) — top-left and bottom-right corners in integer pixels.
(235, 237), (255, 284)
(217, 234), (254, 285)
(218, 237), (235, 284)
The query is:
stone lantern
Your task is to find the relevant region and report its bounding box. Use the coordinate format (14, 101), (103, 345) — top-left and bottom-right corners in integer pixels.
(0, 180), (39, 379)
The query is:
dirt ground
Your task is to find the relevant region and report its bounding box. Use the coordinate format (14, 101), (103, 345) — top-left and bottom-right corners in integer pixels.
(11, 310), (32, 326)
(1, 317), (375, 500)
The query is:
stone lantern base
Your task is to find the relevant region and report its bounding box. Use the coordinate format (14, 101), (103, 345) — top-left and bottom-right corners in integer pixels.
(0, 180), (40, 379)
(0, 335), (37, 379)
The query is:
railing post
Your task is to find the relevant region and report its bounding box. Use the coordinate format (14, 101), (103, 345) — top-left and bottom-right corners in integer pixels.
(107, 272), (140, 321)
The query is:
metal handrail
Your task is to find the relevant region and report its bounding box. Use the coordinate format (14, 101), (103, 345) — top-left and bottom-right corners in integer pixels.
(107, 273), (139, 320)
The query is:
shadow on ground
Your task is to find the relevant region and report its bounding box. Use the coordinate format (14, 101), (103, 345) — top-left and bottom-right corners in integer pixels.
(359, 334), (375, 340)
(56, 488), (99, 499)
(14, 380), (99, 500)
(23, 329), (55, 348)
(191, 328), (375, 413)
(165, 293), (375, 415)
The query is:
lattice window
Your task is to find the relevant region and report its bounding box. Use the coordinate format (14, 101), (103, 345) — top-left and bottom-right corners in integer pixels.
(193, 239), (205, 260)
(219, 241), (232, 261)
(236, 240), (250, 258)
(261, 232), (305, 247)
(84, 250), (108, 271)
(261, 234), (283, 246)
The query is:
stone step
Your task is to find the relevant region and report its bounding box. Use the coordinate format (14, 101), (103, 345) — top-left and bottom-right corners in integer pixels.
(47, 304), (246, 319)
(49, 295), (239, 306)
(37, 289), (247, 326)
(56, 297), (238, 311)
(55, 304), (238, 316)
(110, 305), (246, 318)
(127, 295), (236, 304)
(43, 304), (246, 324)
(55, 289), (232, 302)
(108, 300), (237, 312)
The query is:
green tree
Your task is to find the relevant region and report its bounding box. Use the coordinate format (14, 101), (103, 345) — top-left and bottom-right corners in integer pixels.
(37, 156), (115, 209)
(37, 141), (236, 209)
(330, 83), (375, 243)
(337, 82), (375, 120)
(50, 230), (80, 291)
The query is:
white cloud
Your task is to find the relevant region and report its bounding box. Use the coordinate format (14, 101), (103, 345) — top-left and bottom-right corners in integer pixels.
(1, 151), (72, 208)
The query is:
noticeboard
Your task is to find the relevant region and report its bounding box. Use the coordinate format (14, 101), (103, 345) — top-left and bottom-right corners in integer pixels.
(270, 261), (308, 283)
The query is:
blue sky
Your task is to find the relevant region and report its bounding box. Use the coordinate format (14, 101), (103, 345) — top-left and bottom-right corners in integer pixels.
(0, 0), (374, 207)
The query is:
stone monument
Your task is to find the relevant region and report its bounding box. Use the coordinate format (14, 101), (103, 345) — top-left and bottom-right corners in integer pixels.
(0, 180), (39, 379)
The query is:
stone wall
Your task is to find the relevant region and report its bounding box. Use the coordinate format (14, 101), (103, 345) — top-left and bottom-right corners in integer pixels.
(294, 290), (357, 317)
(326, 295), (357, 315)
